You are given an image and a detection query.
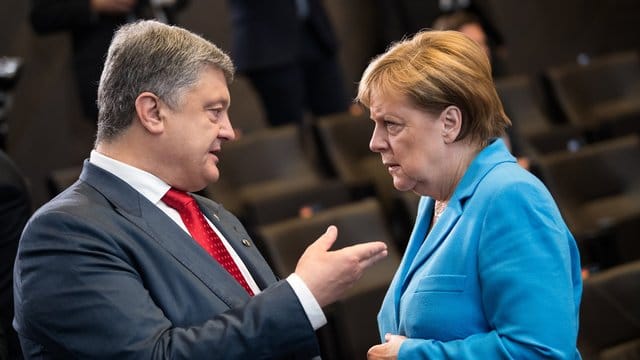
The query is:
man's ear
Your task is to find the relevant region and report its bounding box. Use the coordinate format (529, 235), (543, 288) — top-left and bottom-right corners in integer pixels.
(441, 105), (462, 144)
(134, 92), (165, 135)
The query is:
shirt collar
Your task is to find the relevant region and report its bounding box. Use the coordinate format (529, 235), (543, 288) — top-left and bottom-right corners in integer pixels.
(89, 150), (171, 205)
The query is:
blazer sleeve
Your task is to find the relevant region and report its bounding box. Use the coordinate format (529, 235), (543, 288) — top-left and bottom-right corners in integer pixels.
(13, 209), (319, 359)
(397, 181), (581, 359)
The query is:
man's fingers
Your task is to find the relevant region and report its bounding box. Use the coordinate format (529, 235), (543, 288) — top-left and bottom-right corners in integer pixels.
(314, 225), (338, 251)
(359, 248), (388, 269)
(347, 241), (387, 261)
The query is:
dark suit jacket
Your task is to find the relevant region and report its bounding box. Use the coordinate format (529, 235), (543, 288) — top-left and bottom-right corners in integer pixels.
(228, 0), (338, 72)
(13, 161), (319, 359)
(0, 151), (30, 360)
(29, 0), (188, 119)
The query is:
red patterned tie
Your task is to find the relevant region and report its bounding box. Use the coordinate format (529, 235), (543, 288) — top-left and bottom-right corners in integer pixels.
(162, 188), (254, 296)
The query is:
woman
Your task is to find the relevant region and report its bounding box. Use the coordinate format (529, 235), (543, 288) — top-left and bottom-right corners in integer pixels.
(358, 30), (582, 359)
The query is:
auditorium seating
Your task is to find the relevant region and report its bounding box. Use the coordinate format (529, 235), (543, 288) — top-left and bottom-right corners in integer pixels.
(536, 135), (640, 268)
(208, 124), (352, 227)
(578, 260), (640, 360)
(256, 198), (402, 359)
(495, 74), (585, 155)
(546, 51), (640, 139)
(314, 111), (377, 193)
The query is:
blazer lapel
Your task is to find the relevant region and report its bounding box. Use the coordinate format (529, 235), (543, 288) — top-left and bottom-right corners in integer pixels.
(382, 196), (431, 329)
(400, 199), (462, 293)
(397, 138), (516, 294)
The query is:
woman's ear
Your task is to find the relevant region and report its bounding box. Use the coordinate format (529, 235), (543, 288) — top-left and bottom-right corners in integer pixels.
(441, 105), (462, 144)
(134, 92), (165, 135)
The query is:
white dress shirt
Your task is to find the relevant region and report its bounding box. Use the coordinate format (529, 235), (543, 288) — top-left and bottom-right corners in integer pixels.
(89, 150), (326, 330)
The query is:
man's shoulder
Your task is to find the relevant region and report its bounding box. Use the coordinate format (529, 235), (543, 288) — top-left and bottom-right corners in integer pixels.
(28, 180), (110, 230)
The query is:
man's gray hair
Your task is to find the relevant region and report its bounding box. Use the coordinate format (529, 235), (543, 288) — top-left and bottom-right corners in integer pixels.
(96, 20), (235, 143)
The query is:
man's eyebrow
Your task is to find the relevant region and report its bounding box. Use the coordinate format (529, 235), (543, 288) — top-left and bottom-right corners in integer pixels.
(205, 98), (230, 108)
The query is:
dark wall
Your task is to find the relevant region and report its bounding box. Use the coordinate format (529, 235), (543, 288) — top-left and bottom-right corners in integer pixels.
(1, 0), (639, 209)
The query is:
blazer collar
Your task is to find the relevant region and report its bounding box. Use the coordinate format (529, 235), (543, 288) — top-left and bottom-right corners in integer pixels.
(79, 161), (258, 306)
(451, 138), (516, 205)
(399, 139), (515, 291)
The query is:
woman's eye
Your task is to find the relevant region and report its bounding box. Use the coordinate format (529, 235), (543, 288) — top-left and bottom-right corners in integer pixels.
(384, 121), (401, 132)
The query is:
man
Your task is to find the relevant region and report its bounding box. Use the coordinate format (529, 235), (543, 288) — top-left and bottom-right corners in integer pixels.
(227, 0), (352, 126)
(13, 20), (388, 359)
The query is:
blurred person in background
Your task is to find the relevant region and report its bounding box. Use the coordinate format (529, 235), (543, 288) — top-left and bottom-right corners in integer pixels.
(29, 0), (189, 122)
(227, 0), (355, 126)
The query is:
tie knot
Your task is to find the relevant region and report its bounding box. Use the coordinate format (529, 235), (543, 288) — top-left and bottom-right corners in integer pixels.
(162, 188), (195, 211)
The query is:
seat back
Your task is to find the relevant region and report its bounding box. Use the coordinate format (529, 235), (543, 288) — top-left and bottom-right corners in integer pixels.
(495, 74), (554, 136)
(496, 74), (586, 155)
(257, 198), (402, 360)
(257, 198), (401, 281)
(315, 112), (377, 187)
(219, 125), (321, 188)
(579, 260), (640, 360)
(536, 135), (640, 239)
(546, 51), (640, 127)
(538, 135), (640, 209)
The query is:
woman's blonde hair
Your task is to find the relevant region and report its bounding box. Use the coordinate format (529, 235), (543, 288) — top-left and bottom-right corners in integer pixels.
(357, 30), (510, 145)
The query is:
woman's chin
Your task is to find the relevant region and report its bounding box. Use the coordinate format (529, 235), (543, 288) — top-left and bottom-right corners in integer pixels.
(392, 177), (417, 192)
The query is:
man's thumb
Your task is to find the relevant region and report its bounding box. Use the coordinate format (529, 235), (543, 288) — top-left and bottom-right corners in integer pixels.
(317, 225), (338, 251)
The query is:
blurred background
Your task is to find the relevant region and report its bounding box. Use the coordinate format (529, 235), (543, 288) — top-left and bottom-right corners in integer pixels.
(1, 1), (640, 359)
(1, 0), (639, 209)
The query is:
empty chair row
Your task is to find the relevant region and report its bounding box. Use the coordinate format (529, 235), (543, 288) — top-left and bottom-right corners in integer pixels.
(536, 134), (640, 269)
(578, 260), (640, 360)
(256, 197), (402, 360)
(495, 74), (585, 156)
(202, 124), (352, 228)
(495, 50), (640, 160)
(546, 50), (640, 138)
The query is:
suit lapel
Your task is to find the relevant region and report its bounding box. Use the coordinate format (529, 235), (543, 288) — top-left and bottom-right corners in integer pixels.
(198, 201), (275, 290)
(80, 161), (250, 308)
(137, 202), (251, 305)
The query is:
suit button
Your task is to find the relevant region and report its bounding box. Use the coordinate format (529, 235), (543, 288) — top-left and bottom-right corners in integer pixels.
(241, 239), (251, 247)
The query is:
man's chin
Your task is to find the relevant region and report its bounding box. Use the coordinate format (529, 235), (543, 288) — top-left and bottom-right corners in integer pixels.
(205, 169), (221, 184)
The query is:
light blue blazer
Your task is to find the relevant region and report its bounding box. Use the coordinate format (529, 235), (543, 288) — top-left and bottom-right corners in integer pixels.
(378, 139), (582, 359)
